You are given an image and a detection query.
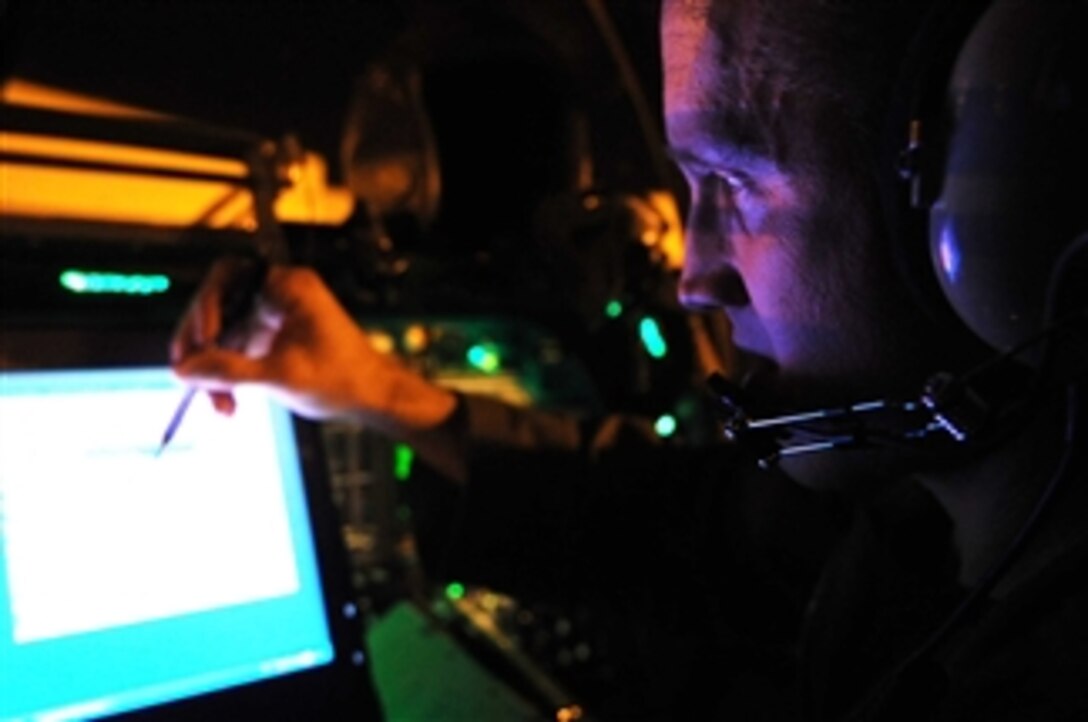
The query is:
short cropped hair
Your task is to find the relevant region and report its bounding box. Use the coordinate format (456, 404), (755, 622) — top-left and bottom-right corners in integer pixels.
(699, 0), (942, 175)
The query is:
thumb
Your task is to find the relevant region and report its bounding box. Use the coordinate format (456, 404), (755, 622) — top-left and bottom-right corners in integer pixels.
(174, 348), (270, 391)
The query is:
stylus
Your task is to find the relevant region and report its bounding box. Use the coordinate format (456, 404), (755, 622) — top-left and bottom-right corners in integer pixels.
(156, 387), (196, 456)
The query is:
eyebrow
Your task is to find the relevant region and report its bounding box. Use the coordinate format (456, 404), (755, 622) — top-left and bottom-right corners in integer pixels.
(663, 144), (778, 176)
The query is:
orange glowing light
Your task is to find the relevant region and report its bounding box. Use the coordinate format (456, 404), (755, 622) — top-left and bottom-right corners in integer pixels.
(2, 78), (168, 119)
(624, 190), (684, 270)
(556, 705), (584, 722)
(1, 79), (355, 229)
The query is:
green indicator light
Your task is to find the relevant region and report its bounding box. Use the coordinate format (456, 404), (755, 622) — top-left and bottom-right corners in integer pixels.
(466, 343), (501, 373)
(605, 299), (624, 319)
(59, 270), (89, 293)
(654, 414), (678, 437)
(639, 317), (668, 359)
(393, 443), (415, 482)
(59, 269), (171, 296)
(445, 582), (466, 600)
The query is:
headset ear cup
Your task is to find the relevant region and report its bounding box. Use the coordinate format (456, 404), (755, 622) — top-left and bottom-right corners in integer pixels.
(930, 0), (1088, 356)
(876, 0), (995, 341)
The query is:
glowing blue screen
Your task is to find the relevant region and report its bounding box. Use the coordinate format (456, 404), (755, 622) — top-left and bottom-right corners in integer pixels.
(0, 368), (334, 721)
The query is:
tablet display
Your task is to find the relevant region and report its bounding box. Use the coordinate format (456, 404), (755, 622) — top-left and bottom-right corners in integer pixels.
(0, 367), (339, 721)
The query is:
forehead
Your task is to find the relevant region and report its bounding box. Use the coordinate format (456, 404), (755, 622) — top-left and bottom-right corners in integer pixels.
(661, 0), (783, 164)
(661, 0), (722, 113)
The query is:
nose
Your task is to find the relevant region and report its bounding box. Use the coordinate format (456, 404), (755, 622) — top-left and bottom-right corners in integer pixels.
(677, 190), (749, 312)
(678, 254), (749, 312)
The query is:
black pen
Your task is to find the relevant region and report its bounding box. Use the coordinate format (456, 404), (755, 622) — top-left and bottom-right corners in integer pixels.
(156, 255), (269, 455)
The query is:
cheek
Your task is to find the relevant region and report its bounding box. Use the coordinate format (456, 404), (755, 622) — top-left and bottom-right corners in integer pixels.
(737, 212), (880, 359)
(733, 204), (828, 321)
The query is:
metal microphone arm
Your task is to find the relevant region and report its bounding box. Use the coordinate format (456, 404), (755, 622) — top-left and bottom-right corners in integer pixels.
(707, 372), (977, 468)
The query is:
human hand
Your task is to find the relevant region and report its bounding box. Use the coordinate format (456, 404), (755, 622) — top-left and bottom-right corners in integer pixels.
(170, 260), (458, 435)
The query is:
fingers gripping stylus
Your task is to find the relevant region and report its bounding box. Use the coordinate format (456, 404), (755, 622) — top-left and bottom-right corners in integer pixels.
(156, 256), (269, 455)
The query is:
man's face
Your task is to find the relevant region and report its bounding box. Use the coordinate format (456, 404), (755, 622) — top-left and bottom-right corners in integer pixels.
(662, 0), (937, 415)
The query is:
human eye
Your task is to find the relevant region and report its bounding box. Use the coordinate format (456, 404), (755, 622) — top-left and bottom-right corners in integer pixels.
(715, 169), (756, 197)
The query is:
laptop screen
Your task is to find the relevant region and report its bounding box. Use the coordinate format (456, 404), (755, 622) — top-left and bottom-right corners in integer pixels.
(0, 367), (361, 721)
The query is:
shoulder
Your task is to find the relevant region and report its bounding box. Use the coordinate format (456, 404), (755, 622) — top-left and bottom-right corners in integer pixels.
(938, 540), (1088, 721)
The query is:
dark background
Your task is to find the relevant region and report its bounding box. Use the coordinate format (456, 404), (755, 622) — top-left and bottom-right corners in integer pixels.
(1, 0), (666, 190)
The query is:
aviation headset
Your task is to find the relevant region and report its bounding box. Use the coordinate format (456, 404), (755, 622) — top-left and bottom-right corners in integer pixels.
(713, 0), (1088, 463)
(795, 4), (1088, 717)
